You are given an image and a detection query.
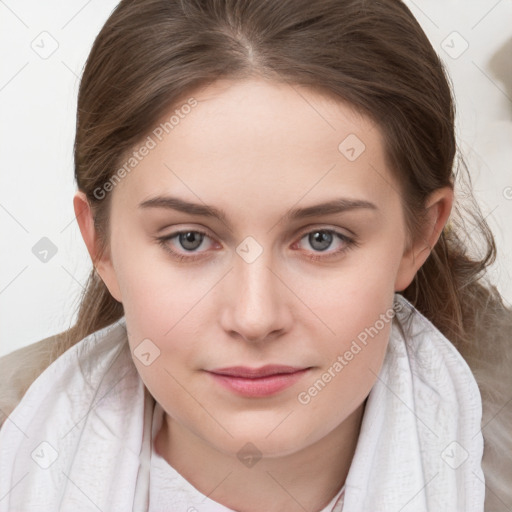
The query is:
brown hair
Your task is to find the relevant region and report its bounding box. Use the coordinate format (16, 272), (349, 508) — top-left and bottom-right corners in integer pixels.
(53, 0), (511, 506)
(65, 0), (507, 347)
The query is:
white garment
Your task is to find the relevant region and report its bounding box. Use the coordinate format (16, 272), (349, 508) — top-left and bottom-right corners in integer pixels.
(0, 294), (484, 511)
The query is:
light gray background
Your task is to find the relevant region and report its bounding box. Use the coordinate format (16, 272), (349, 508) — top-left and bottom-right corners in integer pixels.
(1, 0), (511, 356)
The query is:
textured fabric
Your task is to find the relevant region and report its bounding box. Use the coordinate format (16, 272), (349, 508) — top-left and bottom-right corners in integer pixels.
(0, 294), (484, 511)
(342, 296), (485, 511)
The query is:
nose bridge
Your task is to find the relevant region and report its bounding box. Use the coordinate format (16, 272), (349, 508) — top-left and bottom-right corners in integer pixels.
(222, 237), (288, 341)
(238, 251), (274, 306)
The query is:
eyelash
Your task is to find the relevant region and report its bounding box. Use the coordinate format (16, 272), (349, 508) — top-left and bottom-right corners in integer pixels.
(155, 228), (359, 263)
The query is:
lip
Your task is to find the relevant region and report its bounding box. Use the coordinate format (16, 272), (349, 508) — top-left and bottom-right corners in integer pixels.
(206, 365), (311, 397)
(209, 365), (307, 378)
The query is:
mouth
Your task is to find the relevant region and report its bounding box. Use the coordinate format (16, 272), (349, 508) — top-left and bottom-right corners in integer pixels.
(205, 365), (312, 397)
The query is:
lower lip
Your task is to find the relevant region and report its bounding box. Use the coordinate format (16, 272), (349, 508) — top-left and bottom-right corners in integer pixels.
(207, 369), (310, 397)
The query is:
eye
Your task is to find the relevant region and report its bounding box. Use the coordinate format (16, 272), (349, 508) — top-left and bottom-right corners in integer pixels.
(156, 227), (359, 263)
(156, 229), (218, 262)
(293, 228), (358, 261)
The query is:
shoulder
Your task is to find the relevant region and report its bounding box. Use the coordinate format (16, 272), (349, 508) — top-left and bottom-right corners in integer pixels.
(459, 297), (512, 511)
(0, 334), (61, 429)
(396, 292), (512, 509)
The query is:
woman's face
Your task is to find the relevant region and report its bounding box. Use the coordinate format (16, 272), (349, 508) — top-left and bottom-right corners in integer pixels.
(77, 78), (442, 459)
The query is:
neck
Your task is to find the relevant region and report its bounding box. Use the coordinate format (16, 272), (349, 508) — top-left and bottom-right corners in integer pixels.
(154, 401), (365, 512)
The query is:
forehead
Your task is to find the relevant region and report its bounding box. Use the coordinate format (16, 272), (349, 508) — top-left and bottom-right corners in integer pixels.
(112, 77), (399, 217)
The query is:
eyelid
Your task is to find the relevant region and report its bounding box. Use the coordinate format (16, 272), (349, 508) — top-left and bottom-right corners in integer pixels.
(294, 223), (356, 239)
(157, 223), (354, 245)
(155, 223), (360, 265)
(292, 227), (358, 258)
(155, 228), (218, 263)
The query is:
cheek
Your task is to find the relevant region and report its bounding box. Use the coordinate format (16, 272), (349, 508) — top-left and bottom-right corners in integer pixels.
(317, 277), (394, 378)
(293, 250), (399, 343)
(297, 317), (392, 429)
(292, 247), (399, 409)
(112, 234), (210, 329)
(123, 297), (202, 418)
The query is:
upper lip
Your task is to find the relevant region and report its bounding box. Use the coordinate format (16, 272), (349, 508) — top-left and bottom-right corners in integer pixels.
(208, 365), (309, 378)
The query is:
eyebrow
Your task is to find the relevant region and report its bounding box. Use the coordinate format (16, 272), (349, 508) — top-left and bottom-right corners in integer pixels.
(139, 195), (378, 226)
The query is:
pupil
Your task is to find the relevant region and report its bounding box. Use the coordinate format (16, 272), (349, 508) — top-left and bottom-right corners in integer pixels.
(310, 231), (332, 251)
(180, 231), (203, 250)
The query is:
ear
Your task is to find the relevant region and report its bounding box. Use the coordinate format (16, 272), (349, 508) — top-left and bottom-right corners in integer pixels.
(73, 191), (123, 303)
(394, 186), (454, 292)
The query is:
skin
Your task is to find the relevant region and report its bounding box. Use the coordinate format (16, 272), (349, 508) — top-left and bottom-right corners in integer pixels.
(74, 77), (453, 512)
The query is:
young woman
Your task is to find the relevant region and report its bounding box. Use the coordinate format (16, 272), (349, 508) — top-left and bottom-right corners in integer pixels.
(1, 0), (511, 510)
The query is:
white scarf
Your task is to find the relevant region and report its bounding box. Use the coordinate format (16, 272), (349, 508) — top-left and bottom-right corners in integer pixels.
(0, 294), (485, 511)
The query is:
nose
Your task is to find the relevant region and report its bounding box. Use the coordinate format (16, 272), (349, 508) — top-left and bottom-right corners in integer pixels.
(219, 249), (292, 344)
